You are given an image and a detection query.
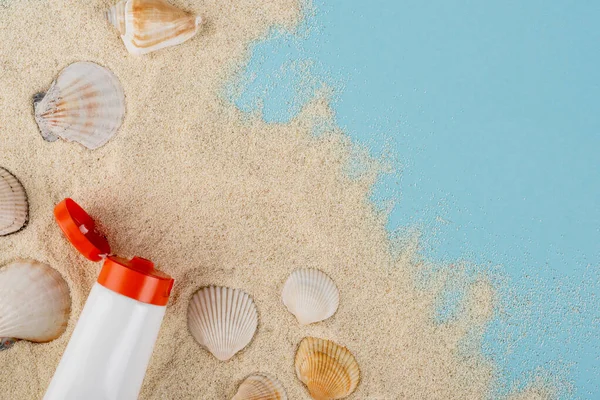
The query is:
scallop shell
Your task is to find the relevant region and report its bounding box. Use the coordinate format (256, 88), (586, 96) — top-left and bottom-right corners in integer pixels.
(105, 0), (202, 55)
(0, 260), (71, 350)
(282, 269), (339, 325)
(33, 62), (126, 150)
(232, 374), (288, 400)
(295, 337), (360, 400)
(188, 286), (258, 361)
(0, 168), (28, 236)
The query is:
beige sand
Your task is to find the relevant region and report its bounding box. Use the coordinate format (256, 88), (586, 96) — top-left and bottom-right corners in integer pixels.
(0, 0), (552, 398)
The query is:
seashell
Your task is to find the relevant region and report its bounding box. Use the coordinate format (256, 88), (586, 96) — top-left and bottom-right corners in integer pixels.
(232, 374), (288, 400)
(295, 337), (360, 400)
(282, 269), (339, 325)
(33, 62), (126, 150)
(0, 260), (71, 350)
(0, 167), (28, 236)
(187, 286), (258, 361)
(105, 0), (202, 55)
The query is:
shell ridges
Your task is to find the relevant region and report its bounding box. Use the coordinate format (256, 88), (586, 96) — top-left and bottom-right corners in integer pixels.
(282, 269), (339, 325)
(0, 260), (71, 349)
(187, 286), (258, 361)
(295, 337), (360, 400)
(232, 374), (288, 400)
(0, 168), (28, 236)
(33, 62), (125, 150)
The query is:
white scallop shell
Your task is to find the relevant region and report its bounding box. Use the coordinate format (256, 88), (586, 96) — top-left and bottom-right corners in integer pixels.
(232, 374), (288, 400)
(33, 62), (126, 150)
(0, 168), (28, 236)
(187, 286), (258, 361)
(105, 0), (202, 55)
(0, 260), (71, 350)
(282, 269), (339, 325)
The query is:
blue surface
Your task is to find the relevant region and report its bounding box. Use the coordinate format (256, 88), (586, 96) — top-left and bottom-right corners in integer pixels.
(229, 1), (600, 398)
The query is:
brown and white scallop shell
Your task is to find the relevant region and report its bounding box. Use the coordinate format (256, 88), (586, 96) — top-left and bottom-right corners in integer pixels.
(105, 0), (202, 55)
(33, 62), (126, 150)
(0, 167), (28, 236)
(295, 337), (360, 400)
(187, 286), (258, 361)
(0, 260), (71, 350)
(232, 374), (288, 400)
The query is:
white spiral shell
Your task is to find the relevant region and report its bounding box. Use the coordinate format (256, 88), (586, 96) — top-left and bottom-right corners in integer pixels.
(0, 260), (71, 349)
(0, 167), (28, 236)
(282, 269), (339, 325)
(105, 0), (202, 55)
(232, 374), (288, 400)
(187, 286), (258, 361)
(33, 62), (126, 150)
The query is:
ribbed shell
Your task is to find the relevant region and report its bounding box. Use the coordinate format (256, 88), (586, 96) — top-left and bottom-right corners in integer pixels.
(187, 286), (258, 361)
(105, 0), (202, 55)
(295, 337), (360, 400)
(0, 260), (71, 348)
(232, 374), (288, 400)
(282, 269), (339, 325)
(33, 62), (126, 150)
(0, 168), (28, 236)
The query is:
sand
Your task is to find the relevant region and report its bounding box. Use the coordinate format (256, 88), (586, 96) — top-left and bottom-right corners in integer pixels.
(0, 0), (552, 399)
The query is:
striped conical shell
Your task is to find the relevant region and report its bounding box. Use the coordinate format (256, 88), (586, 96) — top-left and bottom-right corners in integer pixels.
(232, 374), (287, 400)
(295, 337), (360, 400)
(282, 269), (339, 325)
(105, 0), (202, 55)
(33, 62), (125, 150)
(187, 286), (258, 361)
(0, 168), (28, 236)
(0, 260), (71, 350)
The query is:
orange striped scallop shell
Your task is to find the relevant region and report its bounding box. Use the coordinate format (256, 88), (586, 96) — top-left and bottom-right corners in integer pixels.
(295, 337), (360, 400)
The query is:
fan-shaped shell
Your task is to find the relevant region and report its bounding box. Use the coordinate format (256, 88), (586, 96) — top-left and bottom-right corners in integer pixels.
(187, 286), (258, 361)
(282, 269), (339, 325)
(0, 167), (28, 236)
(0, 260), (71, 350)
(295, 337), (360, 400)
(105, 0), (202, 55)
(33, 62), (126, 150)
(232, 374), (288, 400)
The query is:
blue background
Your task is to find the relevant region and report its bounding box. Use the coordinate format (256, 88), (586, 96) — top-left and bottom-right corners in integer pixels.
(229, 1), (600, 398)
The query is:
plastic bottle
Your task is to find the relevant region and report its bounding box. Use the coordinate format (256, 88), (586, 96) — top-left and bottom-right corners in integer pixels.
(44, 199), (174, 400)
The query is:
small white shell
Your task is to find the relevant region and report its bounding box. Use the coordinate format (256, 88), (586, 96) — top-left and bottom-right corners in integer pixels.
(105, 0), (202, 55)
(232, 374), (288, 400)
(188, 286), (258, 361)
(34, 62), (126, 150)
(0, 260), (71, 349)
(0, 168), (28, 236)
(282, 269), (339, 325)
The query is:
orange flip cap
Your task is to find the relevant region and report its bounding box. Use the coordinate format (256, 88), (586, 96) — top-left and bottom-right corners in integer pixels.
(54, 198), (174, 306)
(54, 198), (111, 262)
